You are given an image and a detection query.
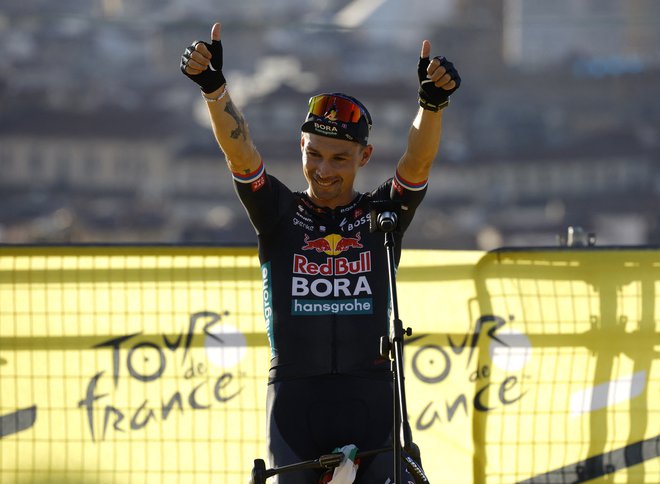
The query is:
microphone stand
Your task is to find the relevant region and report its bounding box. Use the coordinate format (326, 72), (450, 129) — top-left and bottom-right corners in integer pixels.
(370, 201), (428, 484)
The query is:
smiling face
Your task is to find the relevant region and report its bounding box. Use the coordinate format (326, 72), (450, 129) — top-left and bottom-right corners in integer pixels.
(301, 133), (372, 208)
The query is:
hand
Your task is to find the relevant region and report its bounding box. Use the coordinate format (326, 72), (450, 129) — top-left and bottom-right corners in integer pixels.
(180, 22), (226, 94)
(417, 40), (461, 111)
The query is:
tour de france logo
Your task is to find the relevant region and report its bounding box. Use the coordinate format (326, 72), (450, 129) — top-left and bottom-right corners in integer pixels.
(410, 315), (533, 428)
(76, 311), (248, 442)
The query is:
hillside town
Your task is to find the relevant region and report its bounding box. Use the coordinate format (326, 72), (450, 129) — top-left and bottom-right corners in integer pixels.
(1, 0), (658, 248)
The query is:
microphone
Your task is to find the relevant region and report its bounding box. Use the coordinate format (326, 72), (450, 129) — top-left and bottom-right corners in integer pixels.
(377, 211), (398, 233)
(369, 200), (402, 233)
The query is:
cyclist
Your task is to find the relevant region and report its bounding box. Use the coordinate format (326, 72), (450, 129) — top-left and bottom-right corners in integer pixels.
(181, 21), (460, 483)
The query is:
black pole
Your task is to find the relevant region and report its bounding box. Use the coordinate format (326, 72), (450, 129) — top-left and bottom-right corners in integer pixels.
(384, 229), (414, 482)
(370, 199), (428, 483)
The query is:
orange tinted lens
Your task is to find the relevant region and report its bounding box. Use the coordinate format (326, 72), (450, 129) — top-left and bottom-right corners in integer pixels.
(308, 95), (363, 123)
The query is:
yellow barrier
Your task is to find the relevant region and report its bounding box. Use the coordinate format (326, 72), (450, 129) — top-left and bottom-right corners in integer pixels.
(0, 246), (658, 483)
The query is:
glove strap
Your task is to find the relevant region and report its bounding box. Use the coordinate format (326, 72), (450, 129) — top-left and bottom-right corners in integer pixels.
(418, 96), (449, 112)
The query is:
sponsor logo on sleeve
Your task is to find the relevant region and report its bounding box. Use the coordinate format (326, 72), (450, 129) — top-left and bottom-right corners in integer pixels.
(251, 173), (266, 192)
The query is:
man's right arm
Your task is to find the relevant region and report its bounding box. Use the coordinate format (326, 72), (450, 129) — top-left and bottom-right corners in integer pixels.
(181, 22), (262, 177)
(203, 85), (262, 177)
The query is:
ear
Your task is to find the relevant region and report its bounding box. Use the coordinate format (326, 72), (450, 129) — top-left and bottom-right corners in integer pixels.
(300, 133), (306, 152)
(359, 144), (373, 167)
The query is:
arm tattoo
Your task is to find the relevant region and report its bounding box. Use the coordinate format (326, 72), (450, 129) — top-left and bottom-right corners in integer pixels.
(224, 100), (247, 141)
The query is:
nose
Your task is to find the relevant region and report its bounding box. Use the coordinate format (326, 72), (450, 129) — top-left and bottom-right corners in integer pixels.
(315, 158), (334, 179)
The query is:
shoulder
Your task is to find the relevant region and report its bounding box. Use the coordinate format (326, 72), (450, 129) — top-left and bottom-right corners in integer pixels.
(366, 178), (395, 200)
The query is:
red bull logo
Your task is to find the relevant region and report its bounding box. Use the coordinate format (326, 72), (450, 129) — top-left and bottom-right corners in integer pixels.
(302, 233), (363, 256)
(293, 251), (371, 276)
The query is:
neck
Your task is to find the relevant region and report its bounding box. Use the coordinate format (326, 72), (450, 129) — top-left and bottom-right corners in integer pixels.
(305, 190), (358, 209)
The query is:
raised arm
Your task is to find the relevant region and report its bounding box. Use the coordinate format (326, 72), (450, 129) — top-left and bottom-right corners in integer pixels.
(181, 22), (261, 177)
(396, 40), (460, 185)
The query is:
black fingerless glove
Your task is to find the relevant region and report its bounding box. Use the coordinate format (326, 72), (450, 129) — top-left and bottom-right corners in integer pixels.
(417, 56), (461, 112)
(180, 40), (226, 94)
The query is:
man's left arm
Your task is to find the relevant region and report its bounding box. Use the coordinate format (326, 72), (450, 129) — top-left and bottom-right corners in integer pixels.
(396, 40), (461, 186)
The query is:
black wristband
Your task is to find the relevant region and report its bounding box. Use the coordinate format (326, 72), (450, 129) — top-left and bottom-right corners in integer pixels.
(180, 40), (226, 94)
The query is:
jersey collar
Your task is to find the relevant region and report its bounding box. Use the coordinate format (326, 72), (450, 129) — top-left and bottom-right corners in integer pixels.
(298, 192), (364, 218)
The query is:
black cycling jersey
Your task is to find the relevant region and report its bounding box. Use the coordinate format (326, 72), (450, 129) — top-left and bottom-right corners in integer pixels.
(233, 162), (427, 384)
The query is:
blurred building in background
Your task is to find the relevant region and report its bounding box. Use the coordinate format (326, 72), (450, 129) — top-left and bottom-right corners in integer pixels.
(0, 0), (658, 248)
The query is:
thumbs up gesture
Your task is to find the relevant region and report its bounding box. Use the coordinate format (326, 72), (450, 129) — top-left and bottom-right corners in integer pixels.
(180, 22), (226, 93)
(417, 40), (461, 112)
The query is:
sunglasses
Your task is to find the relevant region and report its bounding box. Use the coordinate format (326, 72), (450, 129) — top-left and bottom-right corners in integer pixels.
(307, 94), (372, 127)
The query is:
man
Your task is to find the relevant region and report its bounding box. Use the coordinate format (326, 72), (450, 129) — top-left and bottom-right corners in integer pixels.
(181, 22), (460, 483)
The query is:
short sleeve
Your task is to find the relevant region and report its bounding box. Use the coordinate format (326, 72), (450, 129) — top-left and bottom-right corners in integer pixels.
(233, 162), (293, 235)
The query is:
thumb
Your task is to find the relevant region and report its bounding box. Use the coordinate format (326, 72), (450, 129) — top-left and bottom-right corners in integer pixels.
(420, 39), (431, 59)
(211, 22), (222, 42)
